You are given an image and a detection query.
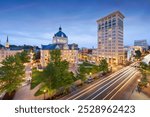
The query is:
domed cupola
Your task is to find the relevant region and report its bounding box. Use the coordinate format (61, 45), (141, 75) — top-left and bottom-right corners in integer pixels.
(54, 27), (68, 38)
(52, 27), (68, 45)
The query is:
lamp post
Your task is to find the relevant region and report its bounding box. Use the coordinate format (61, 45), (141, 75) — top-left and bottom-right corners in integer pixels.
(137, 79), (141, 83)
(89, 72), (92, 79)
(89, 72), (92, 75)
(43, 89), (47, 100)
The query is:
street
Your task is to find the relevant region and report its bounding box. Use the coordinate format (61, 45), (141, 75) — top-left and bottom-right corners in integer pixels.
(13, 62), (143, 100)
(21, 63), (32, 86)
(61, 62), (140, 100)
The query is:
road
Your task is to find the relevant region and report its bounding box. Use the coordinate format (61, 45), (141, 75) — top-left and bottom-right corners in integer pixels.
(21, 63), (32, 86)
(61, 62), (140, 100)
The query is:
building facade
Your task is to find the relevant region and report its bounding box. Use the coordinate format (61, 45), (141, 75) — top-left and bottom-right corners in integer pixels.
(134, 40), (148, 50)
(0, 37), (23, 63)
(97, 11), (125, 65)
(125, 46), (143, 61)
(40, 27), (78, 70)
(142, 54), (150, 65)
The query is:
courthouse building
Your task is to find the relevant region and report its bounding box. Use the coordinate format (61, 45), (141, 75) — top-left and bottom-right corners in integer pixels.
(40, 27), (78, 68)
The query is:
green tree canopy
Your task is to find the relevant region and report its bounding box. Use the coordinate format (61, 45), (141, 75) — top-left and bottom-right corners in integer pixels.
(50, 49), (61, 64)
(33, 50), (74, 96)
(33, 51), (40, 61)
(0, 55), (25, 95)
(99, 59), (108, 73)
(16, 50), (30, 63)
(135, 50), (142, 59)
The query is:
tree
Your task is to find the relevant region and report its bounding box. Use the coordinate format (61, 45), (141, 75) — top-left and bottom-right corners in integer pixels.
(140, 62), (148, 70)
(50, 49), (61, 64)
(34, 50), (74, 97)
(16, 50), (30, 63)
(99, 59), (108, 73)
(0, 55), (25, 95)
(33, 51), (40, 61)
(135, 50), (142, 59)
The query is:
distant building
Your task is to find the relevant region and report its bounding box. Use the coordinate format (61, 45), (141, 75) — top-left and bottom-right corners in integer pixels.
(78, 48), (99, 64)
(125, 46), (143, 61)
(78, 48), (92, 61)
(0, 37), (23, 62)
(5, 36), (9, 48)
(97, 11), (125, 65)
(40, 27), (78, 70)
(134, 40), (148, 50)
(91, 49), (99, 64)
(0, 44), (4, 49)
(142, 54), (150, 65)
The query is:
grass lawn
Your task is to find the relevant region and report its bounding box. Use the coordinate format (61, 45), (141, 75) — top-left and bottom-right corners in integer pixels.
(31, 68), (43, 89)
(80, 62), (100, 75)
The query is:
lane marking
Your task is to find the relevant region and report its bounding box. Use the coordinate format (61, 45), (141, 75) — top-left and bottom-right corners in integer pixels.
(89, 69), (136, 100)
(109, 72), (139, 100)
(79, 68), (135, 100)
(71, 67), (134, 100)
(102, 71), (137, 100)
(66, 66), (131, 99)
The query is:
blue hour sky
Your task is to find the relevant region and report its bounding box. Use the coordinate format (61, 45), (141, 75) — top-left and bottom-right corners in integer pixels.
(0, 0), (150, 48)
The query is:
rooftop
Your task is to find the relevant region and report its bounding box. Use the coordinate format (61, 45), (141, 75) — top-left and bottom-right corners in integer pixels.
(54, 27), (68, 38)
(97, 11), (125, 22)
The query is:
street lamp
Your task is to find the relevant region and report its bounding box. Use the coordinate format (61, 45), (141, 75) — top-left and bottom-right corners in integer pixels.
(89, 72), (92, 76)
(43, 89), (47, 100)
(137, 79), (141, 82)
(89, 72), (92, 79)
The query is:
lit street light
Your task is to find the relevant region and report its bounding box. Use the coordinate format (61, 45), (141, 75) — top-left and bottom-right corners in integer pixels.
(89, 72), (92, 76)
(43, 89), (47, 100)
(137, 79), (141, 82)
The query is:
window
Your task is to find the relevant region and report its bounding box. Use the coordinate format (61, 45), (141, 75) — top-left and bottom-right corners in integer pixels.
(118, 18), (123, 27)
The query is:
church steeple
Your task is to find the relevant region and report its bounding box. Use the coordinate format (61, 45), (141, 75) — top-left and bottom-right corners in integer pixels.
(6, 36), (9, 42)
(5, 35), (10, 48)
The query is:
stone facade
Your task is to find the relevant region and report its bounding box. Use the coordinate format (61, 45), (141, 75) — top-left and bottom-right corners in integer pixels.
(0, 37), (22, 63)
(97, 11), (125, 65)
(40, 27), (79, 69)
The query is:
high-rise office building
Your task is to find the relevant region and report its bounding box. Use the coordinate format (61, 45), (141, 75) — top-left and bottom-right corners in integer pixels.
(134, 40), (148, 50)
(97, 11), (125, 65)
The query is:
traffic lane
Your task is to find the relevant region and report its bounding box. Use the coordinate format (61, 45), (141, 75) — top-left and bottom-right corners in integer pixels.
(73, 67), (135, 100)
(83, 68), (136, 100)
(61, 66), (130, 100)
(76, 68), (135, 100)
(93, 72), (135, 100)
(66, 66), (132, 100)
(102, 70), (138, 100)
(112, 71), (141, 100)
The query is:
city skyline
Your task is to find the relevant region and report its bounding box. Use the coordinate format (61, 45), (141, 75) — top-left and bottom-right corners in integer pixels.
(0, 0), (150, 48)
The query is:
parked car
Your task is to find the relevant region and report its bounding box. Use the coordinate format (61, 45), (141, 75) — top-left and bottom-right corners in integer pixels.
(85, 78), (94, 84)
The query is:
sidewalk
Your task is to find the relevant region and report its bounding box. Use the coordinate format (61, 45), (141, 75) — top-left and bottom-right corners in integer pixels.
(130, 89), (150, 100)
(13, 84), (48, 100)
